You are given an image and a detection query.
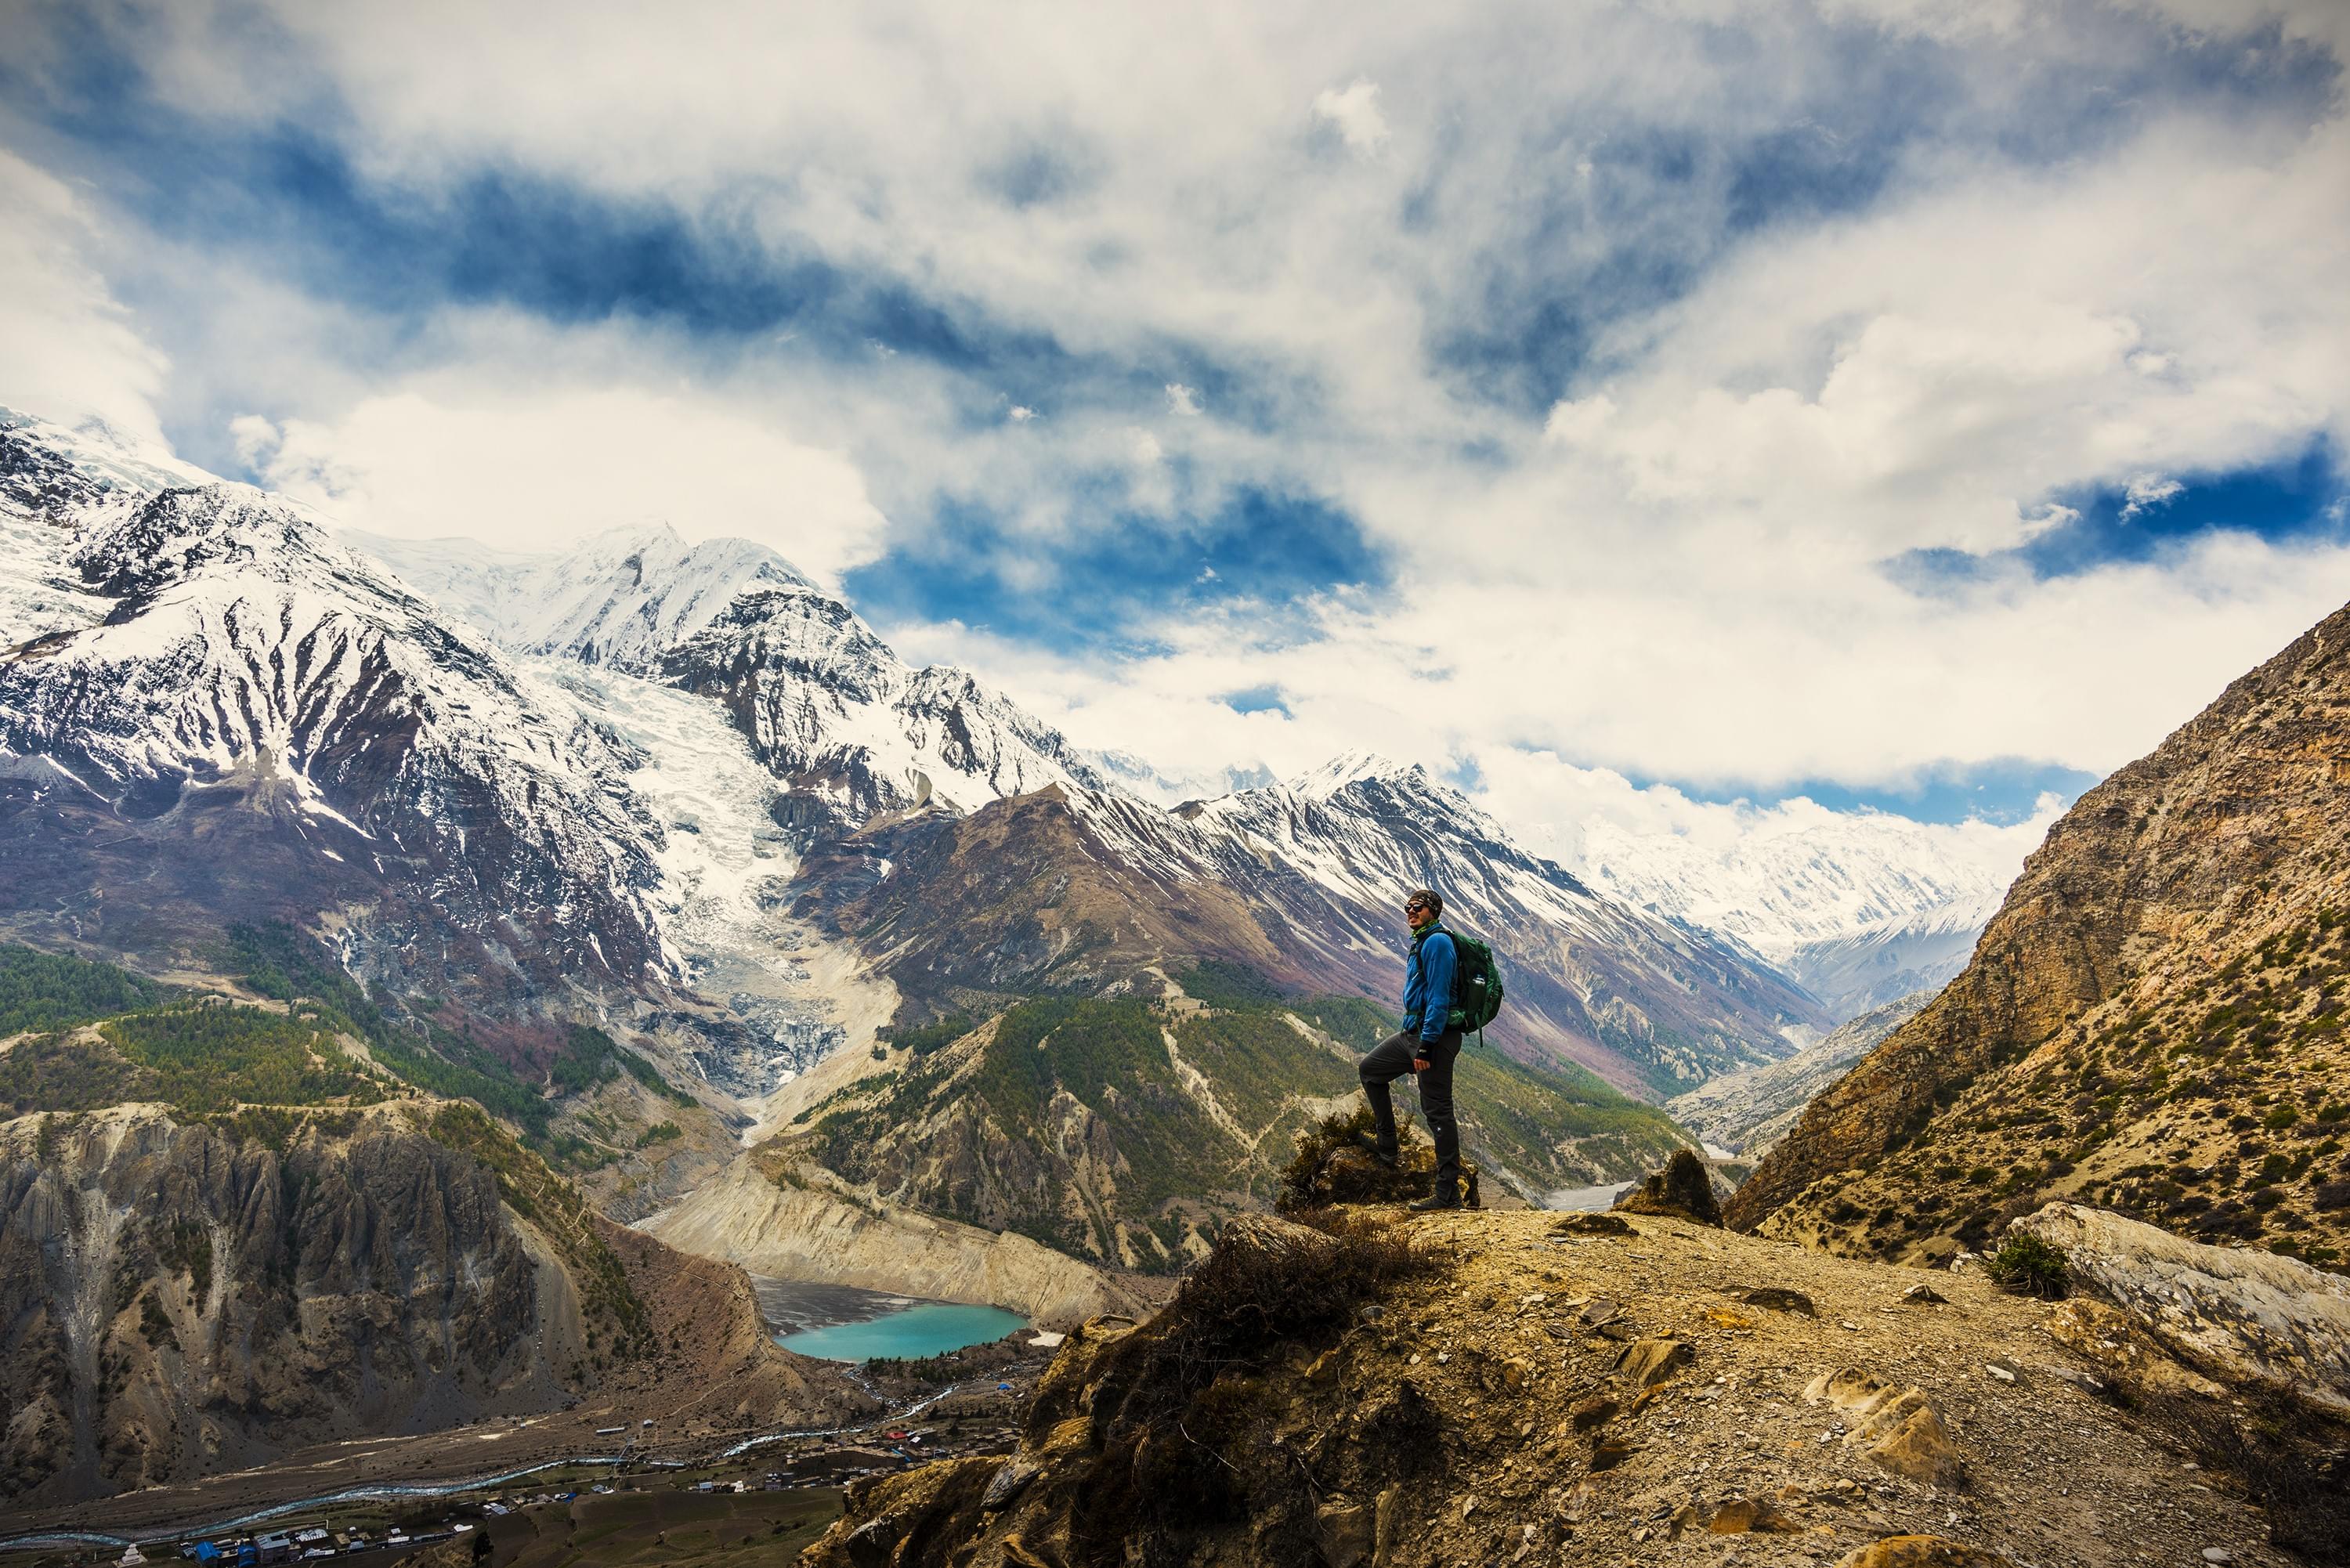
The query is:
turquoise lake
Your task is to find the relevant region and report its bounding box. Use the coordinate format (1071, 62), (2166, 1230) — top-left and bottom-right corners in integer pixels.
(777, 1301), (1029, 1362)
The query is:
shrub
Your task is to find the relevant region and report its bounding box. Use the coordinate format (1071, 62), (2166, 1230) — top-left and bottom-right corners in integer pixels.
(1984, 1231), (2070, 1299)
(1058, 1209), (1441, 1561)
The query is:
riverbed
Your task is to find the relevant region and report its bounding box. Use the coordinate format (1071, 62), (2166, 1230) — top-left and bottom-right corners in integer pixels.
(1542, 1180), (1636, 1211)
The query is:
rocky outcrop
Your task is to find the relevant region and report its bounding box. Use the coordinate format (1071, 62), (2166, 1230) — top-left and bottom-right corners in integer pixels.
(1614, 1149), (1724, 1225)
(2010, 1201), (2350, 1414)
(804, 1209), (2280, 1568)
(636, 1154), (1155, 1326)
(1728, 598), (2350, 1268)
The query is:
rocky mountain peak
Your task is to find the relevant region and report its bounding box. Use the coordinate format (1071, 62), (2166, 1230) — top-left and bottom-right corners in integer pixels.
(348, 519), (815, 674)
(1288, 746), (1430, 801)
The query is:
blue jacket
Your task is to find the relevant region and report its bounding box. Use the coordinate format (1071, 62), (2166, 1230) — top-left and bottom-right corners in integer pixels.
(1403, 927), (1457, 1044)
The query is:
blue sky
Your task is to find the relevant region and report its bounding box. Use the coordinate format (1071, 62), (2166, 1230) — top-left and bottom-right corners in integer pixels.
(3, 0), (2348, 849)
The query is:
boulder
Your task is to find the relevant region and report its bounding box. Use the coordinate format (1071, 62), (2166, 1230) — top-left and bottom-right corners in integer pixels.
(1614, 1150), (1724, 1226)
(1805, 1369), (1964, 1487)
(981, 1459), (1039, 1511)
(2009, 1202), (2350, 1414)
(1314, 1498), (1375, 1568)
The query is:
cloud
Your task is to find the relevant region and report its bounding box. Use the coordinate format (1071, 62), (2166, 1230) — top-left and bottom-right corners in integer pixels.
(234, 377), (888, 584)
(4, 0), (2348, 830)
(0, 153), (170, 443)
(1311, 79), (1391, 157)
(2120, 474), (2184, 518)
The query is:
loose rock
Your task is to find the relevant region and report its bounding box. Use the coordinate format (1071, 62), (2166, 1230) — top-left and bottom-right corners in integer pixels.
(1709, 1498), (1803, 1534)
(1615, 1338), (1694, 1389)
(1743, 1287), (1819, 1317)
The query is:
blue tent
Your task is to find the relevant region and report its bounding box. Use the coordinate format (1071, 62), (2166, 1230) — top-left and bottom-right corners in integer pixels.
(190, 1545), (222, 1565)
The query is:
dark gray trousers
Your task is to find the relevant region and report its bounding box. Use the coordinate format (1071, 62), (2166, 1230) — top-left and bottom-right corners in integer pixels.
(1358, 1028), (1463, 1189)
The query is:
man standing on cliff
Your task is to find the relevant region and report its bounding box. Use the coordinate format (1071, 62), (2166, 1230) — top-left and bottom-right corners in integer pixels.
(1357, 887), (1465, 1211)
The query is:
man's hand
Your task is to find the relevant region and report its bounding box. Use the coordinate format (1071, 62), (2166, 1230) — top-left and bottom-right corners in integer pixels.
(1412, 1055), (1432, 1072)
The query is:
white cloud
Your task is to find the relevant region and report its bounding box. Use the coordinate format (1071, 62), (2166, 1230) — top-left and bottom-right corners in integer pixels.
(1541, 393), (1615, 445)
(1007, 404), (1039, 423)
(0, 153), (170, 444)
(237, 380), (888, 585)
(1312, 79), (1391, 157)
(5, 0), (2348, 824)
(2120, 474), (2183, 518)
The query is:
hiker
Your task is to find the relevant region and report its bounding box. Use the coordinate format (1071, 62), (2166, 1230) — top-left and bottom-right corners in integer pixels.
(1357, 887), (1465, 1211)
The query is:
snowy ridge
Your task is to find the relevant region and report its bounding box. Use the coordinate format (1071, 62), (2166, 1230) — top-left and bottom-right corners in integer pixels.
(1, 406), (218, 646)
(1566, 803), (2044, 1017)
(1079, 746), (1274, 807)
(659, 581), (1115, 825)
(1574, 808), (2023, 963)
(0, 479), (676, 986)
(350, 522), (815, 674)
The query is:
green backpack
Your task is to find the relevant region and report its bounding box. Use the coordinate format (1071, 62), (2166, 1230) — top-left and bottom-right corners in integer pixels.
(1423, 923), (1505, 1039)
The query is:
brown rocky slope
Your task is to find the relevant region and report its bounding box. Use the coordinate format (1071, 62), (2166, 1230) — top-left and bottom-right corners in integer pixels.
(803, 1208), (2309, 1568)
(1726, 598), (2350, 1269)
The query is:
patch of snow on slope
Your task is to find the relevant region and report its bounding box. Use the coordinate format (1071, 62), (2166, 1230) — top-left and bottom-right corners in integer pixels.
(548, 659), (896, 1084)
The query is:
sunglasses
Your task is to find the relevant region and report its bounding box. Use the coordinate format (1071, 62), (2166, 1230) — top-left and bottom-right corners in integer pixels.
(1405, 901), (1430, 914)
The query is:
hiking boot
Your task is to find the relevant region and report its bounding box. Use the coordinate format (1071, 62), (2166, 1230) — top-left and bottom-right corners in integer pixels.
(1408, 1186), (1462, 1212)
(1348, 1132), (1400, 1169)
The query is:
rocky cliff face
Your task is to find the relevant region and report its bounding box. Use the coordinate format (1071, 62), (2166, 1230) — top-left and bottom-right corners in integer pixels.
(0, 1104), (588, 1505)
(1727, 599), (2350, 1270)
(0, 1099), (859, 1509)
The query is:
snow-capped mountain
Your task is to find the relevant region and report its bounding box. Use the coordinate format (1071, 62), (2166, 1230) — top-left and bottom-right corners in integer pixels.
(337, 522), (1828, 1091)
(1571, 806), (2042, 1018)
(0, 420), (673, 999)
(1185, 753), (1831, 1091)
(349, 522), (814, 674)
(1081, 747), (1275, 805)
(1, 406), (1962, 1100)
(657, 582), (1115, 823)
(1, 406), (215, 645)
(371, 526), (1116, 831)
